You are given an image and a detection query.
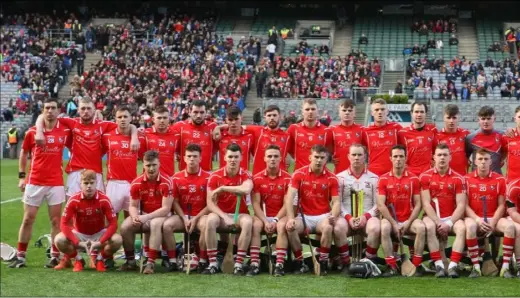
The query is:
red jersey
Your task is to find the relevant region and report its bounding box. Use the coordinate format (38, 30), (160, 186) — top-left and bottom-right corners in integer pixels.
(246, 126), (291, 175)
(218, 128), (254, 170)
(325, 123), (364, 174)
(59, 118), (117, 174)
(22, 123), (71, 186)
(102, 129), (141, 183)
(172, 119), (217, 172)
(172, 168), (211, 216)
(398, 124), (437, 176)
(252, 169), (292, 217)
(130, 173), (173, 214)
(378, 171), (420, 222)
(142, 127), (179, 177)
(502, 128), (520, 182)
(60, 190), (117, 245)
(507, 178), (520, 208)
(435, 128), (470, 175)
(207, 167), (251, 214)
(465, 171), (506, 219)
(419, 168), (465, 218)
(291, 166), (339, 216)
(363, 122), (402, 176)
(287, 121), (329, 171)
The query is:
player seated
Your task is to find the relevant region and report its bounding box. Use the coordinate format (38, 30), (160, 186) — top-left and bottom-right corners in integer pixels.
(204, 143), (254, 276)
(251, 145), (292, 277)
(464, 149), (517, 278)
(505, 178), (520, 278)
(118, 150), (174, 274)
(162, 144), (211, 273)
(377, 145), (426, 277)
(53, 170), (121, 272)
(284, 145), (341, 276)
(335, 144), (381, 273)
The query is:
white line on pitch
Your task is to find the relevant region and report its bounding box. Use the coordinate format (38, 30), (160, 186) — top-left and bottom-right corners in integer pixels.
(0, 197), (22, 204)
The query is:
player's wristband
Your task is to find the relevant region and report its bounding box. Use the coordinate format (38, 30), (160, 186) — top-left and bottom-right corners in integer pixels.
(445, 220), (454, 228)
(345, 214), (353, 222)
(363, 212), (372, 220)
(18, 172), (26, 179)
(273, 217), (279, 223)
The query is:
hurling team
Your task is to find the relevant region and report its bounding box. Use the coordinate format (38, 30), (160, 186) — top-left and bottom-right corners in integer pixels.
(7, 95), (520, 279)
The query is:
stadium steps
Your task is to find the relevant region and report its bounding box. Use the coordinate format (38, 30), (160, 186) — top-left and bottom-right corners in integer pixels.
(381, 71), (404, 93)
(56, 52), (102, 103)
(331, 22), (354, 56)
(355, 102), (367, 125)
(233, 19), (253, 34)
(457, 19), (479, 62)
(242, 81), (263, 124)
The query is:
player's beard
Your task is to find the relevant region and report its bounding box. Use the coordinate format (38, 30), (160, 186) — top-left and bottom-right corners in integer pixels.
(81, 114), (94, 124)
(192, 117), (204, 125)
(267, 120), (278, 129)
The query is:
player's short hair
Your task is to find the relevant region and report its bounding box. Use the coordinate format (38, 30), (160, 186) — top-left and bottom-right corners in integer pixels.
(475, 148), (491, 157)
(411, 102), (428, 113)
(81, 169), (97, 182)
(43, 98), (59, 106)
(78, 96), (94, 106)
(310, 144), (329, 155)
(115, 106), (131, 114)
(226, 106), (242, 118)
(515, 106), (520, 114)
(265, 144), (281, 152)
(390, 144), (407, 157)
(264, 105), (280, 114)
(143, 150), (160, 162)
(225, 143), (242, 154)
(349, 143), (367, 155)
(371, 98), (387, 106)
(191, 100), (206, 110)
(478, 106), (495, 117)
(185, 143), (201, 154)
(303, 98), (317, 106)
(444, 104), (460, 117)
(154, 106), (169, 114)
(435, 143), (451, 153)
(340, 99), (355, 109)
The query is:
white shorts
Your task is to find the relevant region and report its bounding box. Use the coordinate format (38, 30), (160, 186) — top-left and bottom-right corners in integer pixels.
(106, 180), (130, 213)
(72, 229), (107, 242)
(297, 213), (330, 233)
(66, 170), (104, 197)
(23, 184), (66, 207)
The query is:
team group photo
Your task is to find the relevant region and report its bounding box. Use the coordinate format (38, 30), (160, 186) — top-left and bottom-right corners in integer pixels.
(1, 1), (520, 297)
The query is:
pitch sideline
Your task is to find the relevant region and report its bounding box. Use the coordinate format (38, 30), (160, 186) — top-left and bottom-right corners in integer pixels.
(0, 197), (22, 204)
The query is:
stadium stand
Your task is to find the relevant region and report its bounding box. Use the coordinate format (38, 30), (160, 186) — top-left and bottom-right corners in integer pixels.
(250, 18), (297, 37)
(476, 20), (512, 61)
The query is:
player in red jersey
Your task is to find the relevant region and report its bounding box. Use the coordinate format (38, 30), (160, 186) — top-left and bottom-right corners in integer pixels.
(420, 143), (467, 278)
(172, 100), (217, 172)
(102, 106), (143, 217)
(434, 104), (470, 175)
(502, 106), (520, 182)
(285, 145), (341, 276)
(204, 144), (254, 275)
(162, 144), (211, 272)
(335, 144), (381, 272)
(9, 98), (71, 269)
(326, 99), (364, 174)
(377, 145), (426, 277)
(53, 170), (121, 272)
(250, 145), (292, 277)
(141, 106), (179, 177)
(464, 148), (517, 278)
(287, 98), (329, 171)
(35, 97), (140, 198)
(505, 178), (520, 278)
(363, 98), (402, 176)
(217, 106), (254, 170)
(398, 102), (437, 176)
(118, 151), (174, 274)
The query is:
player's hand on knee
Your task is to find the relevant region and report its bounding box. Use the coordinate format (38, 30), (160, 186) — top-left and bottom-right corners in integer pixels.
(286, 219), (296, 231)
(437, 222), (450, 237)
(132, 216), (142, 227)
(357, 216), (367, 229)
(90, 241), (102, 251)
(224, 216), (235, 228)
(392, 222), (400, 237)
(265, 222), (276, 234)
(328, 215), (337, 226)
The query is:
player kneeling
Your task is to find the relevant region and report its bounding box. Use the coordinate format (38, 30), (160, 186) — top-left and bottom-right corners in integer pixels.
(377, 145), (426, 277)
(336, 144), (381, 273)
(285, 145), (341, 276)
(251, 145), (292, 277)
(505, 178), (520, 278)
(54, 170), (121, 272)
(162, 144), (211, 272)
(464, 149), (517, 278)
(118, 150), (174, 274)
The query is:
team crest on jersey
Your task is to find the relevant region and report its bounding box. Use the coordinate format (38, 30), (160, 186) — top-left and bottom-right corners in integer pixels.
(459, 137), (464, 142)
(404, 184), (409, 190)
(388, 131), (393, 136)
(490, 185), (495, 191)
(281, 137), (286, 142)
(322, 184), (327, 189)
(242, 141), (246, 146)
(309, 135), (313, 141)
(200, 185), (206, 192)
(428, 137), (432, 142)
(356, 132), (361, 138)
(95, 208), (101, 214)
(170, 141), (174, 147)
(318, 135), (323, 140)
(448, 184), (453, 190)
(59, 137), (64, 143)
(204, 132), (209, 136)
(364, 182), (371, 188)
(277, 185), (283, 190)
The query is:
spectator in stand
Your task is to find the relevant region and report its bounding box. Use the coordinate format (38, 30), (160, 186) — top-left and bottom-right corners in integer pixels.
(403, 44), (412, 55)
(488, 41), (503, 52)
(412, 44), (421, 55)
(427, 38), (436, 49)
(319, 43), (330, 55)
(449, 34), (459, 46)
(359, 33), (368, 45)
(394, 80), (403, 94)
(266, 43), (276, 63)
(460, 82), (471, 101)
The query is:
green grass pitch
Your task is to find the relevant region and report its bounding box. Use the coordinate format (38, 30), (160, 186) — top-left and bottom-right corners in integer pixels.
(0, 159), (518, 296)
